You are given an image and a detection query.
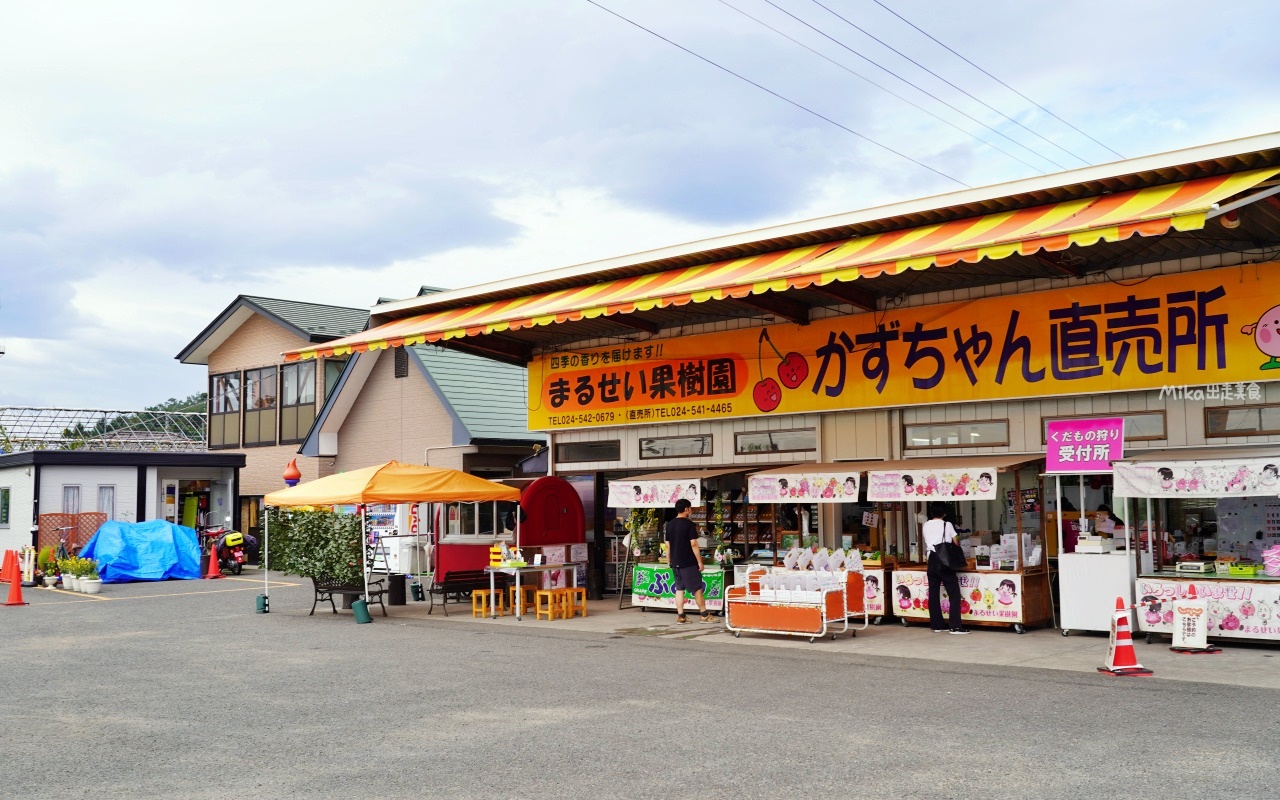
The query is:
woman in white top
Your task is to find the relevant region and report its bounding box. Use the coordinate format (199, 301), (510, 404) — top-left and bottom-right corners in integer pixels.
(923, 503), (968, 634)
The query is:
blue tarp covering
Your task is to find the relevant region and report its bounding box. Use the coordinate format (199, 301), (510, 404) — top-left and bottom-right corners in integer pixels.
(80, 520), (203, 583)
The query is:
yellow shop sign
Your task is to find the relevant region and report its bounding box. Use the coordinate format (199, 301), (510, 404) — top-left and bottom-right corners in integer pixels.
(526, 263), (1280, 431)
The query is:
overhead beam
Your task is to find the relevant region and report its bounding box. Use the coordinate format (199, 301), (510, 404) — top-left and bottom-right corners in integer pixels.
(437, 335), (532, 367)
(1031, 252), (1084, 278)
(808, 281), (877, 312)
(606, 314), (661, 335)
(733, 291), (811, 325)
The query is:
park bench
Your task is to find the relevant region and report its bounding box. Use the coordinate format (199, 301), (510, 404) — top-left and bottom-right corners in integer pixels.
(310, 577), (388, 617)
(427, 569), (506, 616)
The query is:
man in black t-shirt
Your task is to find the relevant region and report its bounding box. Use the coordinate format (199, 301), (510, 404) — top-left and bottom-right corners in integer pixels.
(665, 498), (711, 623)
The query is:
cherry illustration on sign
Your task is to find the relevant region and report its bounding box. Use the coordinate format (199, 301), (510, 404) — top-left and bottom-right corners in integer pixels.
(753, 328), (808, 411)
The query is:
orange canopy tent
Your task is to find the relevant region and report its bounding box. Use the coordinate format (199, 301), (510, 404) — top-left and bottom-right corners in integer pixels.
(260, 461), (520, 611)
(264, 460), (520, 507)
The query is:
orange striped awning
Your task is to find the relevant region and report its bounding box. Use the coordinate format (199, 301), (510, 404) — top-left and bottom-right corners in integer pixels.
(286, 168), (1277, 362)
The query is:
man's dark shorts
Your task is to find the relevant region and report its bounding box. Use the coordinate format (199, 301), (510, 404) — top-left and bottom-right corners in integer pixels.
(673, 565), (704, 592)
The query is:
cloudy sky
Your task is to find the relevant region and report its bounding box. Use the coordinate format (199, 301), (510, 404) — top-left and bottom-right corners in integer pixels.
(2, 0), (1278, 409)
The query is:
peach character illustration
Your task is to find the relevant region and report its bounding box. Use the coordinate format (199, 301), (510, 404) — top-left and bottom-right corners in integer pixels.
(1240, 304), (1280, 370)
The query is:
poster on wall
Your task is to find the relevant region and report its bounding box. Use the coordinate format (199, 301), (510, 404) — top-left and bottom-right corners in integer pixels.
(528, 264), (1280, 431)
(866, 466), (998, 502)
(892, 571), (1024, 624)
(1114, 459), (1280, 499)
(1135, 577), (1280, 641)
(748, 471), (859, 503)
(606, 480), (700, 508)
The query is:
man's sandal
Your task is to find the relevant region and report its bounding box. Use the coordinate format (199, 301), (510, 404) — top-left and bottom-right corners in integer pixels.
(700, 613), (715, 623)
(676, 614), (691, 624)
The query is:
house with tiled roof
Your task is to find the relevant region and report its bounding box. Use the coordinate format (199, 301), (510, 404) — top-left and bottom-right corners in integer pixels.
(177, 294), (542, 541)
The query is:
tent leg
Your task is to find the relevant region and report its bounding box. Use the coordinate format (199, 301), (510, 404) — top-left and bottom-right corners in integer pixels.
(361, 506), (370, 603)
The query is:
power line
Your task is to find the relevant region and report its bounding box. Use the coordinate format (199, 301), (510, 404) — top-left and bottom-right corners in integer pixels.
(806, 0), (1095, 167)
(759, 0), (1070, 171)
(870, 0), (1125, 160)
(715, 0), (1047, 174)
(584, 0), (970, 188)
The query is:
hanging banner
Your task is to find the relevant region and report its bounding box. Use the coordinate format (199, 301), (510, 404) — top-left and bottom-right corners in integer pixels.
(607, 479), (700, 508)
(527, 263), (1278, 431)
(747, 471), (859, 503)
(1114, 459), (1280, 498)
(1045, 417), (1124, 473)
(866, 465), (998, 502)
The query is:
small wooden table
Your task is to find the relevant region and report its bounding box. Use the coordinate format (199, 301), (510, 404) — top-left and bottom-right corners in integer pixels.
(485, 564), (579, 620)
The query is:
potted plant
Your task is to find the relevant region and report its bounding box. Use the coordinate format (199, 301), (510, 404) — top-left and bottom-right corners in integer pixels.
(80, 560), (103, 595)
(59, 558), (79, 591)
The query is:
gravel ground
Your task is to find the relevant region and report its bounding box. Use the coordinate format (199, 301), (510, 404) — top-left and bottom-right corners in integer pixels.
(3, 575), (1277, 799)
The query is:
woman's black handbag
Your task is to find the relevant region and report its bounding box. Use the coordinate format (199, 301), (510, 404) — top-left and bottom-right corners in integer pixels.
(934, 523), (966, 570)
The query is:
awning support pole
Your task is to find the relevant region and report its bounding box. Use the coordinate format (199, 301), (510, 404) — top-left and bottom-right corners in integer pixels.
(361, 505), (370, 603)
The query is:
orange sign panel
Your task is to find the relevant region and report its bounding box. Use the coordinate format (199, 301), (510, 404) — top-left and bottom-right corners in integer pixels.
(527, 263), (1280, 431)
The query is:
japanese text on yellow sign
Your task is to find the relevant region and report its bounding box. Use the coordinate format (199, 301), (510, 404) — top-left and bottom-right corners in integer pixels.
(526, 263), (1280, 431)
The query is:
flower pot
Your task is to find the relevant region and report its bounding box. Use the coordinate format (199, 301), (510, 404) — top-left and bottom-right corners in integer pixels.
(80, 578), (103, 595)
(65, 575), (79, 591)
(43, 576), (57, 588)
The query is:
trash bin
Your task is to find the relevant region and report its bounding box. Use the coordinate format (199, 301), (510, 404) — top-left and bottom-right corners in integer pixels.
(410, 581), (425, 602)
(387, 573), (407, 606)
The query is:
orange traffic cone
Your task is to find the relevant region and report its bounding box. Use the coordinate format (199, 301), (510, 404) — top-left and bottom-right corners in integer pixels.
(1099, 597), (1153, 677)
(0, 550), (14, 583)
(4, 565), (27, 606)
(203, 548), (224, 580)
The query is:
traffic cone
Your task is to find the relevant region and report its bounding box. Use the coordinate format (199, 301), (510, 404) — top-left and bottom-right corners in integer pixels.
(0, 550), (14, 583)
(203, 548), (224, 580)
(4, 566), (27, 606)
(1099, 597), (1153, 677)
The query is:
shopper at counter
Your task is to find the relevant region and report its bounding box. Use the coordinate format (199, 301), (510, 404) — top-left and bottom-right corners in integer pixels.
(923, 503), (968, 635)
(665, 499), (711, 624)
(1096, 504), (1124, 537)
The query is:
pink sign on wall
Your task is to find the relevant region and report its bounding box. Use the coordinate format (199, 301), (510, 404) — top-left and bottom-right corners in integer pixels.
(1046, 417), (1124, 473)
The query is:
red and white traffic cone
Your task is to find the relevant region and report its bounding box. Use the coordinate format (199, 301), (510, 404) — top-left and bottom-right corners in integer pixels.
(203, 548), (224, 580)
(1099, 596), (1153, 677)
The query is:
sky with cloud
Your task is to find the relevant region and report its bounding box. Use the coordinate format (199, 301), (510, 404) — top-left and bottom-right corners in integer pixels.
(2, 0), (1278, 409)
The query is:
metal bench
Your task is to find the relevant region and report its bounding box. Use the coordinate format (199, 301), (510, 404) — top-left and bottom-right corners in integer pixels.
(427, 569), (505, 616)
(310, 577), (388, 617)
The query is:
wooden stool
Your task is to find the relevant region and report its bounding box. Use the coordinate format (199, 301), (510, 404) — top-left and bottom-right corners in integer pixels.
(510, 584), (538, 615)
(565, 586), (587, 618)
(535, 589), (559, 620)
(471, 589), (505, 618)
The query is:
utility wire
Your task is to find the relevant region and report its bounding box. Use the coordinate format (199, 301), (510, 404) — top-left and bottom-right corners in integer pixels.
(715, 0), (1047, 174)
(759, 0), (1069, 171)
(870, 0), (1125, 160)
(807, 0), (1094, 166)
(584, 0), (970, 188)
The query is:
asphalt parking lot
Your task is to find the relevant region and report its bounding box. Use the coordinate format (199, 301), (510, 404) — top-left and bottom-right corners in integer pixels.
(4, 573), (1278, 799)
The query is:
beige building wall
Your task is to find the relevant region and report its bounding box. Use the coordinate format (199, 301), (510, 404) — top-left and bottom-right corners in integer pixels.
(334, 349), (463, 473)
(206, 313), (333, 496)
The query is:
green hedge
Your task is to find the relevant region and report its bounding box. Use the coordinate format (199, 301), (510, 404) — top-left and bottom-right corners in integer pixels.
(264, 508), (364, 584)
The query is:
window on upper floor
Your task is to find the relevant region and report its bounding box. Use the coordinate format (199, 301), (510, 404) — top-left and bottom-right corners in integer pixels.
(0, 487), (9, 526)
(209, 372), (241, 448)
(280, 361), (317, 444)
(1206, 403), (1280, 437)
(903, 421), (1009, 449)
(394, 347), (409, 378)
(1041, 411), (1166, 444)
(735, 429), (817, 454)
(243, 366), (278, 447)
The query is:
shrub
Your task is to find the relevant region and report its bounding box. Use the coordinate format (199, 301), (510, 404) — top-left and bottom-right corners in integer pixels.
(264, 508), (363, 584)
